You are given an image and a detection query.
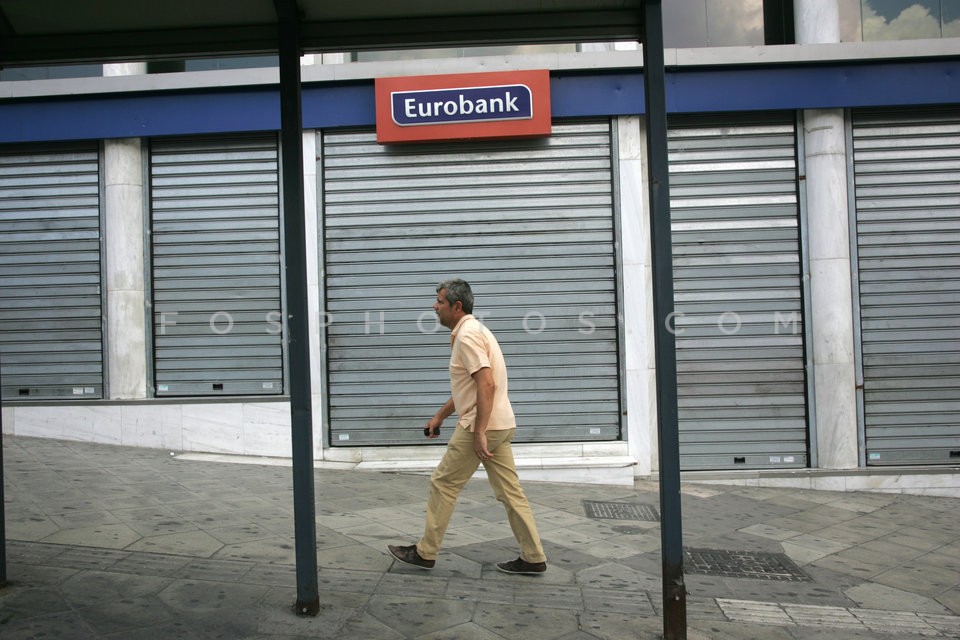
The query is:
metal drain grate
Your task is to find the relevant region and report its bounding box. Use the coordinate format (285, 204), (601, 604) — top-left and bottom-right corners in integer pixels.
(685, 548), (811, 582)
(583, 500), (660, 522)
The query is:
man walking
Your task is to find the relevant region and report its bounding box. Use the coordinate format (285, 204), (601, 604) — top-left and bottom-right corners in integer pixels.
(388, 279), (548, 574)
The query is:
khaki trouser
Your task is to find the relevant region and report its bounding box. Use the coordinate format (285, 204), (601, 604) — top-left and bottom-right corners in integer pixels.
(416, 426), (547, 563)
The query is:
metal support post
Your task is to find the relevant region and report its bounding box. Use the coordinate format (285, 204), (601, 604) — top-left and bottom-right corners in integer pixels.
(642, 1), (687, 638)
(274, 0), (320, 617)
(1, 349), (6, 588)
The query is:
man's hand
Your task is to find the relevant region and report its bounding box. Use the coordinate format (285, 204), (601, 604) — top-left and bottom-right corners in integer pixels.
(424, 418), (442, 439)
(424, 398), (455, 438)
(473, 431), (493, 460)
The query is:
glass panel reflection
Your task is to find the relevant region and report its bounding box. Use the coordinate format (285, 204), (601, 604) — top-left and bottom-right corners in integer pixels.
(862, 1), (942, 40)
(706, 0), (765, 46)
(664, 0), (708, 48)
(944, 0), (960, 37)
(663, 0), (764, 47)
(839, 0), (865, 40)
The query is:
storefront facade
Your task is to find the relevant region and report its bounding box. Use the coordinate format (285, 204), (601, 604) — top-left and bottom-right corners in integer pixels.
(2, 33), (958, 491)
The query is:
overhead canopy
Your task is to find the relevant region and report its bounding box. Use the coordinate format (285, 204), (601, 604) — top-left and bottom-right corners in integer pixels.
(0, 0), (643, 66)
(0, 0), (679, 631)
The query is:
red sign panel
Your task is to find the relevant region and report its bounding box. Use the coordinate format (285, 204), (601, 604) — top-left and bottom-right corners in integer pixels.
(375, 70), (551, 144)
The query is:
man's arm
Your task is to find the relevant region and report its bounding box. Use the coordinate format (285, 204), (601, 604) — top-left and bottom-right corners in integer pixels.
(425, 397), (455, 438)
(471, 367), (496, 459)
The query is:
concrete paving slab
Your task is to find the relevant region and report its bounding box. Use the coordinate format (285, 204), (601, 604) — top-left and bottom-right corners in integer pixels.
(935, 586), (960, 615)
(367, 593), (475, 637)
(845, 582), (953, 615)
(476, 601), (583, 638)
(851, 609), (941, 637)
(124, 529), (225, 556)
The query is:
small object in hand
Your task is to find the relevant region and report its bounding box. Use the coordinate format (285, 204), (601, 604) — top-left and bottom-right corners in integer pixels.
(424, 426), (438, 437)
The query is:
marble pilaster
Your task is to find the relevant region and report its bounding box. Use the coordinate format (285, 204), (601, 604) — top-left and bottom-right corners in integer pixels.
(104, 138), (148, 399)
(618, 116), (658, 475)
(302, 130), (326, 458)
(795, 1), (860, 469)
(803, 109), (859, 469)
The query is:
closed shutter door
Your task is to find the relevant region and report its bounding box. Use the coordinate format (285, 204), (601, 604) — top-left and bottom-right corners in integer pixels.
(322, 121), (620, 445)
(150, 134), (284, 396)
(852, 107), (960, 465)
(669, 113), (808, 470)
(0, 143), (103, 399)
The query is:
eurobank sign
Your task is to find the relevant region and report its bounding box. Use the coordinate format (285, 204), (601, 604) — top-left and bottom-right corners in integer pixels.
(375, 70), (551, 143)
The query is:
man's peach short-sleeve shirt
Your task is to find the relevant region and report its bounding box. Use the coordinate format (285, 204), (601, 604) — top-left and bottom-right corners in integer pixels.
(449, 314), (516, 432)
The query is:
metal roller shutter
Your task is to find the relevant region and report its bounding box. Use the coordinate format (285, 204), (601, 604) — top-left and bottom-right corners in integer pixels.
(852, 107), (960, 465)
(322, 121), (620, 445)
(0, 143), (104, 399)
(150, 134), (284, 396)
(669, 113), (808, 470)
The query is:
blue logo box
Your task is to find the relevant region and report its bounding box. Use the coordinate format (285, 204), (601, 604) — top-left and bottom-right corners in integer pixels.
(391, 84), (534, 126)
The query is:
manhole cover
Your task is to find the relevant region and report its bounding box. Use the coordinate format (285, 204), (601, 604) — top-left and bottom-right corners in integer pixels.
(685, 548), (810, 582)
(583, 500), (660, 522)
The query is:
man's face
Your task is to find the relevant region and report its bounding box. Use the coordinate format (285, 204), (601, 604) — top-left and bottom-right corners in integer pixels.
(434, 290), (460, 329)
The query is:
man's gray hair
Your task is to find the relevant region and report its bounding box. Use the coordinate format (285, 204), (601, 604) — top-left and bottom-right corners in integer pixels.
(437, 279), (474, 314)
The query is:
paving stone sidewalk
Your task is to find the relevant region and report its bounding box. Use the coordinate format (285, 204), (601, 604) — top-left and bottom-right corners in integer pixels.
(1, 435), (959, 639)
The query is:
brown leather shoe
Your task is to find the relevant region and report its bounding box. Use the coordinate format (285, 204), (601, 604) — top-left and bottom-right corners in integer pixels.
(496, 557), (547, 575)
(388, 544), (435, 569)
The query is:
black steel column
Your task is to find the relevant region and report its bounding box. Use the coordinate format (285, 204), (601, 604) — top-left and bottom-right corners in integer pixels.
(274, 0), (320, 616)
(642, 1), (687, 638)
(0, 429), (5, 589)
(1, 349), (6, 588)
